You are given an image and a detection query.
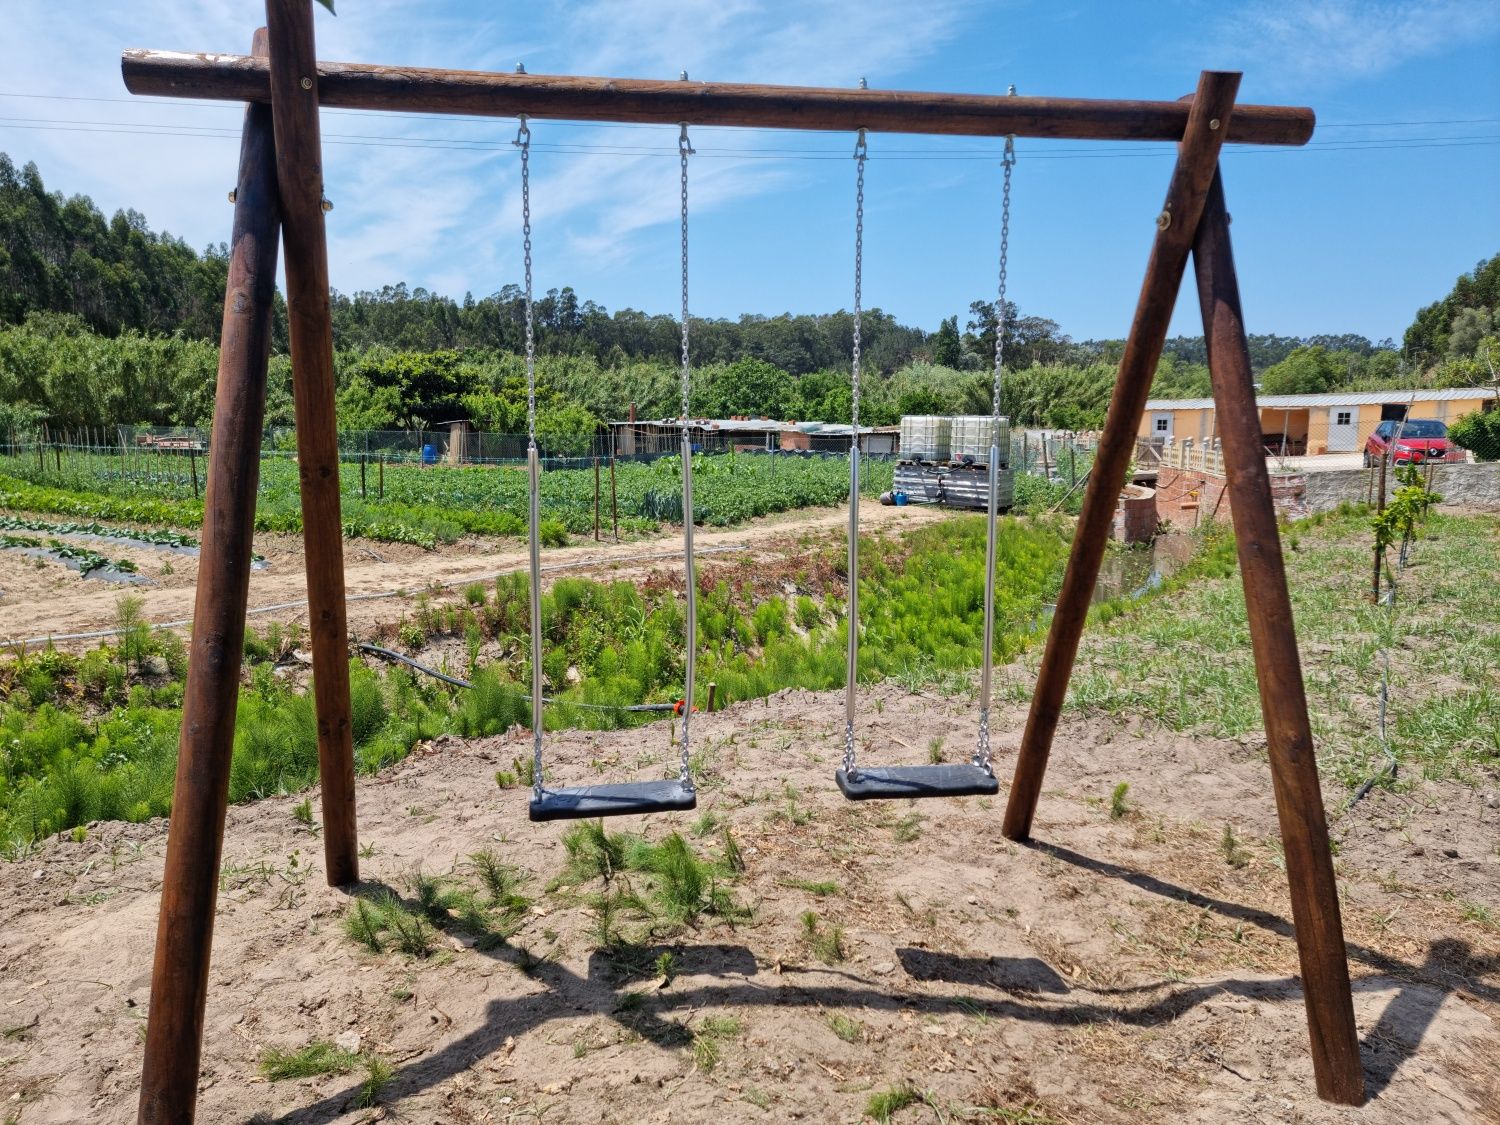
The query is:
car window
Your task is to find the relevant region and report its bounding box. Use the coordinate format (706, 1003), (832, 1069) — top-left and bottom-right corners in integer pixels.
(1398, 420), (1446, 438)
(1375, 422), (1392, 438)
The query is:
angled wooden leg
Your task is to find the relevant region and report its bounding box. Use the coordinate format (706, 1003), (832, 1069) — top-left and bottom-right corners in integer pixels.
(1002, 71), (1240, 841)
(1192, 167), (1364, 1106)
(266, 0), (359, 886)
(138, 29), (280, 1125)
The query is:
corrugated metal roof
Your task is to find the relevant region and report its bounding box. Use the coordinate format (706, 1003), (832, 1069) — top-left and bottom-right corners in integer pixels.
(1144, 387), (1499, 411)
(610, 418), (875, 433)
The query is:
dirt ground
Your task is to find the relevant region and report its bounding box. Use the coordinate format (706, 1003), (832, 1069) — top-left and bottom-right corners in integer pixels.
(1, 682), (1496, 1124)
(0, 501), (945, 649)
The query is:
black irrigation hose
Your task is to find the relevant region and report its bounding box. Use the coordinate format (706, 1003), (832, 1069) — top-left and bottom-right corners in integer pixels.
(357, 642), (678, 713)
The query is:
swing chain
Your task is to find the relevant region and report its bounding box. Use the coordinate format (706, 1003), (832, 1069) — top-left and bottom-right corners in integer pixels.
(850, 128), (867, 433)
(678, 123), (695, 423)
(515, 115), (537, 449)
(678, 122), (696, 790)
(842, 127), (868, 779)
(515, 114), (545, 802)
(992, 133), (1014, 429)
(975, 128), (1015, 773)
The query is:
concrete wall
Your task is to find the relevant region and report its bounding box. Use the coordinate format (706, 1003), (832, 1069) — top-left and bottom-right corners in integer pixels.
(1154, 461), (1500, 525)
(1302, 461), (1500, 513)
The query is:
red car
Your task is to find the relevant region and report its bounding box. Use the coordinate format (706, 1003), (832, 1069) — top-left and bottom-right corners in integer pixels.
(1363, 418), (1456, 466)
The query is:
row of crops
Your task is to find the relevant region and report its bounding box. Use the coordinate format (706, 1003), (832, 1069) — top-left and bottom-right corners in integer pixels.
(0, 451), (894, 549)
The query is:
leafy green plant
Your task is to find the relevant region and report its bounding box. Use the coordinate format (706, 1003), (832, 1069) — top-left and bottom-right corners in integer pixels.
(1449, 407), (1500, 462)
(1109, 782), (1131, 820)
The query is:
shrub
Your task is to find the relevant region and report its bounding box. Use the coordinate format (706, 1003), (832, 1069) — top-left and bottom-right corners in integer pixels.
(1449, 408), (1500, 462)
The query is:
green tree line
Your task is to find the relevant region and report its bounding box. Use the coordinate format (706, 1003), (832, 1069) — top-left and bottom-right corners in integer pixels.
(3, 152), (1493, 435)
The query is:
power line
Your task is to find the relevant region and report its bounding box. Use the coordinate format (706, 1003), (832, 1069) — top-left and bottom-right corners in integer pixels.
(3, 113), (1497, 162)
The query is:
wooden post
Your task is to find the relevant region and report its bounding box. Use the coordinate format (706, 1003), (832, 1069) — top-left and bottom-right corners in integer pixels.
(610, 437), (619, 540)
(594, 456), (601, 541)
(1190, 166), (1363, 1106)
(137, 29), (281, 1125)
(266, 0), (359, 886)
(1373, 451), (1388, 600)
(1068, 445), (1076, 488)
(360, 453), (367, 499)
(1003, 72), (1238, 842)
(379, 455), (385, 498)
(189, 447), (199, 500)
(707, 681), (718, 713)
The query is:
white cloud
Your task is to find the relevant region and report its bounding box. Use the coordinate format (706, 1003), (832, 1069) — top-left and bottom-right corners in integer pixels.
(1220, 0), (1500, 87)
(0, 0), (974, 302)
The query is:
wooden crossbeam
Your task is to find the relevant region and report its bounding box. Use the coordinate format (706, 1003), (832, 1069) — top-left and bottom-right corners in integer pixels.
(121, 49), (1315, 145)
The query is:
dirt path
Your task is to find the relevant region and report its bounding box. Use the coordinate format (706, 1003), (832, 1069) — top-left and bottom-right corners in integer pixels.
(1, 686), (1495, 1123)
(0, 500), (945, 648)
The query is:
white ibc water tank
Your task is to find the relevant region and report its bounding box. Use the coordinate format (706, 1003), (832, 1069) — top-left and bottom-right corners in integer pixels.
(899, 415), (952, 461)
(950, 416), (1011, 463)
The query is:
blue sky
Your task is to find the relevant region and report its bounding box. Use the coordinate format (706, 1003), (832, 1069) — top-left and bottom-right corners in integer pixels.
(2, 1), (1497, 345)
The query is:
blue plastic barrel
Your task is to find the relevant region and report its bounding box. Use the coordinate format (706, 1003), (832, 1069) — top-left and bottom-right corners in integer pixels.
(421, 443), (438, 465)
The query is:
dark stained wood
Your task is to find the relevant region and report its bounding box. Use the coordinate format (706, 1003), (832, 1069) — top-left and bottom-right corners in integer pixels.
(121, 49), (1314, 146)
(1191, 166), (1364, 1106)
(137, 28), (280, 1125)
(1002, 71), (1241, 842)
(265, 0), (359, 887)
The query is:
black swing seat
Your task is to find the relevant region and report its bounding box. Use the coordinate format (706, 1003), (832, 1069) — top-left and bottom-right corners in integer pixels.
(529, 779), (697, 822)
(835, 763), (999, 801)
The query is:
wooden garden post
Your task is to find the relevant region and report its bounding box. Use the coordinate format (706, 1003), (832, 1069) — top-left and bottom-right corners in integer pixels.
(1003, 71), (1238, 839)
(137, 29), (280, 1124)
(266, 0), (360, 886)
(1192, 167), (1364, 1105)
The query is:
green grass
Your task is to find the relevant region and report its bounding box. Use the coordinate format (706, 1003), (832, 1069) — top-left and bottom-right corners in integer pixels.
(865, 1083), (923, 1123)
(800, 910), (847, 964)
(259, 1041), (393, 1107)
(550, 824), (747, 939)
(826, 1012), (862, 1043)
(692, 1014), (744, 1072)
(1058, 509), (1500, 792)
(260, 1041), (360, 1081)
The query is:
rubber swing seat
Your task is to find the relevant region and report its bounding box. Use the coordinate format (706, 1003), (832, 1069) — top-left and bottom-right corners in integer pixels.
(835, 764), (1000, 801)
(528, 779), (697, 822)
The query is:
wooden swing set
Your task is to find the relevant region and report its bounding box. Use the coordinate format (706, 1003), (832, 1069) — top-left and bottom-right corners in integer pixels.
(124, 3), (1365, 1119)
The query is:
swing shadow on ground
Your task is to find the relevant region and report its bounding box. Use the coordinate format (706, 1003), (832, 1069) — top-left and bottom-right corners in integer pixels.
(269, 849), (1500, 1123)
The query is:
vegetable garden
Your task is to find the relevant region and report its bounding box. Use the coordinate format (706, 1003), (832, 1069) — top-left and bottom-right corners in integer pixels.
(0, 448), (895, 549)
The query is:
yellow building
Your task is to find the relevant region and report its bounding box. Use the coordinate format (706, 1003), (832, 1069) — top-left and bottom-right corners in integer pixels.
(1138, 387), (1498, 458)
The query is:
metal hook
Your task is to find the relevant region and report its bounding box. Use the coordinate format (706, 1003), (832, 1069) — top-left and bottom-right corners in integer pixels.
(679, 122), (695, 156)
(853, 127), (868, 160)
(513, 113), (530, 147)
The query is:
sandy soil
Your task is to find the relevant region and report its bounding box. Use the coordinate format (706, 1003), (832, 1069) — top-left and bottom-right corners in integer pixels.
(1, 685), (1495, 1124)
(0, 500), (944, 649)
